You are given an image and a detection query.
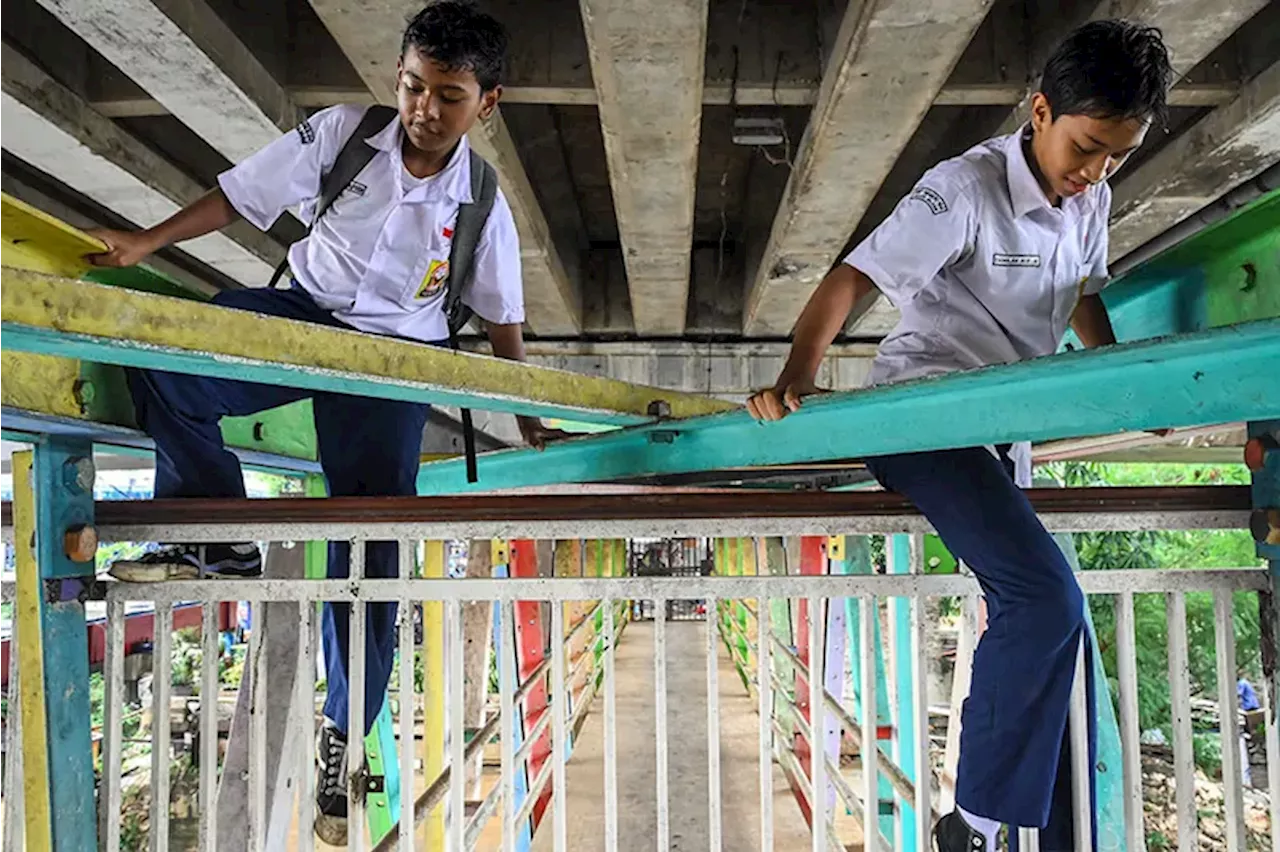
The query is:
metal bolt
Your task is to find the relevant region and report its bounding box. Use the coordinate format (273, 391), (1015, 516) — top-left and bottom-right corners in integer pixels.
(63, 524), (98, 563)
(63, 456), (95, 494)
(1244, 435), (1279, 472)
(1250, 509), (1280, 546)
(647, 399), (672, 419)
(648, 430), (677, 445)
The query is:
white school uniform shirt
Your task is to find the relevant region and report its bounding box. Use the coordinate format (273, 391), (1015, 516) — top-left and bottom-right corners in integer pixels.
(845, 127), (1112, 485)
(218, 104), (525, 342)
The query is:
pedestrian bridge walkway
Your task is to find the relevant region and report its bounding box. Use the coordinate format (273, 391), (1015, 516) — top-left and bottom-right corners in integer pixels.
(528, 620), (815, 852)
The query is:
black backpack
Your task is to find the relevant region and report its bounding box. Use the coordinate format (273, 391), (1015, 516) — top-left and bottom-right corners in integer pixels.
(268, 105), (497, 482)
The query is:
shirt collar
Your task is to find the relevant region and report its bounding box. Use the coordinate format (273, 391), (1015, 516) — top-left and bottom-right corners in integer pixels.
(1004, 124), (1096, 221)
(1005, 126), (1052, 219)
(365, 112), (473, 204)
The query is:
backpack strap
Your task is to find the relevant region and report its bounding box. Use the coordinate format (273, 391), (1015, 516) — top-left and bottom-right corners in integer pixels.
(444, 150), (499, 336)
(268, 105), (397, 288)
(444, 149), (499, 484)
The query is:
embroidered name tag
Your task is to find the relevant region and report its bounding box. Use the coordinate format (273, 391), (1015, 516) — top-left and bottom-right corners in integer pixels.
(908, 186), (949, 215)
(992, 253), (1041, 268)
(347, 181), (367, 197)
(416, 259), (450, 299)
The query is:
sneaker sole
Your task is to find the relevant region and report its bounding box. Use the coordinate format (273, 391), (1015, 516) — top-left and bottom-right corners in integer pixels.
(314, 812), (347, 846)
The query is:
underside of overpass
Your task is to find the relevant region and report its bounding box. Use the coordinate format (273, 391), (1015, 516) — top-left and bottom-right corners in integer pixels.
(2, 0), (1277, 460)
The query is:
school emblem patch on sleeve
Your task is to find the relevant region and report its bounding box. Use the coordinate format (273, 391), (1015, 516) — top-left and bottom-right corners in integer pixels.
(295, 119), (316, 145)
(908, 186), (949, 215)
(416, 259), (450, 299)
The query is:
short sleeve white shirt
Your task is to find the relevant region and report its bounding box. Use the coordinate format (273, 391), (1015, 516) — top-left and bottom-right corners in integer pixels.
(218, 105), (525, 341)
(846, 127), (1112, 389)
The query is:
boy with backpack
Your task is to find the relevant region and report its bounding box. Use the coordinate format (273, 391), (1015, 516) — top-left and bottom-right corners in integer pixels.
(86, 2), (560, 841)
(748, 20), (1173, 852)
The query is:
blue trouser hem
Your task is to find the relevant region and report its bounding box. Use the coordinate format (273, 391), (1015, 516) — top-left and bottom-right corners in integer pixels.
(866, 447), (1097, 850)
(127, 286), (430, 737)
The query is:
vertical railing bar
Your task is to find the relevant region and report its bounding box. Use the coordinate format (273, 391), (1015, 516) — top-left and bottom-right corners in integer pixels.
(654, 597), (670, 852)
(551, 596), (568, 852)
(103, 598), (126, 852)
(500, 598), (516, 852)
(860, 596), (877, 852)
(398, 540), (416, 852)
(1115, 592), (1143, 852)
(604, 598), (619, 852)
(1214, 591), (1246, 852)
(3, 614), (23, 852)
(1263, 678), (1280, 852)
(707, 595), (722, 852)
(151, 602), (173, 852)
(349, 540), (368, 852)
(909, 535), (931, 847)
(1166, 592), (1197, 852)
(297, 585), (318, 852)
(758, 587), (773, 852)
(1018, 827), (1042, 852)
(249, 595), (268, 852)
(809, 595), (825, 852)
(1068, 635), (1091, 852)
(449, 598), (466, 852)
(198, 602), (219, 852)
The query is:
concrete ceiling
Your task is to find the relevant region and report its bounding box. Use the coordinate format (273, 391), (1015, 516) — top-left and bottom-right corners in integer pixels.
(3, 0), (1278, 370)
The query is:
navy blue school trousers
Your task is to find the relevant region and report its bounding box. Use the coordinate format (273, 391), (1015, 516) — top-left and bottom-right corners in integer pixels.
(127, 286), (429, 737)
(866, 447), (1097, 851)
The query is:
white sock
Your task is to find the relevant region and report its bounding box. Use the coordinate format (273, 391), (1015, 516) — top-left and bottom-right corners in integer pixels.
(957, 806), (1001, 850)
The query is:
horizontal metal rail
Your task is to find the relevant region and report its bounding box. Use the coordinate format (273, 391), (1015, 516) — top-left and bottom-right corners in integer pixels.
(95, 569), (1269, 607)
(0, 487), (1252, 544)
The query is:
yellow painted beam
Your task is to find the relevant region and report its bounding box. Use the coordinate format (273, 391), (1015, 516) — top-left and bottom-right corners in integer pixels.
(2, 270), (738, 422)
(1, 353), (83, 419)
(12, 451), (54, 852)
(419, 540), (446, 850)
(1, 195), (102, 279)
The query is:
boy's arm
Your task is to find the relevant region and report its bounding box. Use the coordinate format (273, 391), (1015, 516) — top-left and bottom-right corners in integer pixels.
(484, 321), (572, 450)
(1069, 294), (1117, 348)
(747, 265), (876, 421)
(87, 189), (240, 268)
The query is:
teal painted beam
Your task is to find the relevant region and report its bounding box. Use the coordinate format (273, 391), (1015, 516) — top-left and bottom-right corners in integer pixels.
(33, 437), (98, 851)
(417, 321), (1280, 494)
(1064, 190), (1279, 348)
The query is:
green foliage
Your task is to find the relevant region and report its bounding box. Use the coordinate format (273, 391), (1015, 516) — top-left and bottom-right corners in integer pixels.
(1037, 462), (1263, 744)
(1192, 732), (1223, 779)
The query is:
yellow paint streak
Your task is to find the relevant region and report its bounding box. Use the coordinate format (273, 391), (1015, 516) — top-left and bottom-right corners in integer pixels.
(1, 195), (102, 278)
(2, 272), (738, 420)
(13, 451), (54, 852)
(419, 540), (446, 850)
(827, 535), (846, 562)
(1, 353), (83, 419)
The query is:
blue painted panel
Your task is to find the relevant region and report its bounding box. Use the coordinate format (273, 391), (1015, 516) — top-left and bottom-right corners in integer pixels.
(418, 321), (1280, 494)
(34, 437), (98, 851)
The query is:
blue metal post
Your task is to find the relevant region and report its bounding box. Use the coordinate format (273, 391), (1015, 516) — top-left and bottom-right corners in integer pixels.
(33, 436), (98, 851)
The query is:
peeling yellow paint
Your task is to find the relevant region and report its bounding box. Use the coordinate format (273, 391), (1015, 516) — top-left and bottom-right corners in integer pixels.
(1, 353), (83, 419)
(1, 195), (103, 278)
(2, 271), (739, 421)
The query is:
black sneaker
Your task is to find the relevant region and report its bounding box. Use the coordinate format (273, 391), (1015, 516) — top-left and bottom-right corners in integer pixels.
(315, 719), (349, 845)
(934, 812), (988, 852)
(108, 543), (262, 583)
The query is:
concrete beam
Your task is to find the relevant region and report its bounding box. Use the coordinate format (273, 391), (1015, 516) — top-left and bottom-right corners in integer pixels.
(1109, 57), (1280, 259)
(995, 0), (1266, 137)
(34, 0), (299, 162)
(742, 0), (996, 337)
(307, 0), (582, 336)
(579, 0), (708, 334)
(0, 44), (280, 284)
(85, 81), (1241, 118)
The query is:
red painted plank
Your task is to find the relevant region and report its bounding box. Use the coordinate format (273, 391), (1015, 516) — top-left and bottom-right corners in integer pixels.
(510, 540), (553, 828)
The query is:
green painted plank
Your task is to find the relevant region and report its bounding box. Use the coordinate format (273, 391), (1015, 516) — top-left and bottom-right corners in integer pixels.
(416, 321), (1280, 493)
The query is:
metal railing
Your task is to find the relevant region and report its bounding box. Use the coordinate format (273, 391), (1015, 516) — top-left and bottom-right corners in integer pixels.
(2, 492), (1275, 852)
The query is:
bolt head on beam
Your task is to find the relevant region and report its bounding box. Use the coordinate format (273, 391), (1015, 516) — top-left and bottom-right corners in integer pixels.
(63, 524), (98, 563)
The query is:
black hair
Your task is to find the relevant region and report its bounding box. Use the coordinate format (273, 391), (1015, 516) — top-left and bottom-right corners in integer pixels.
(1039, 20), (1173, 127)
(402, 1), (508, 92)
